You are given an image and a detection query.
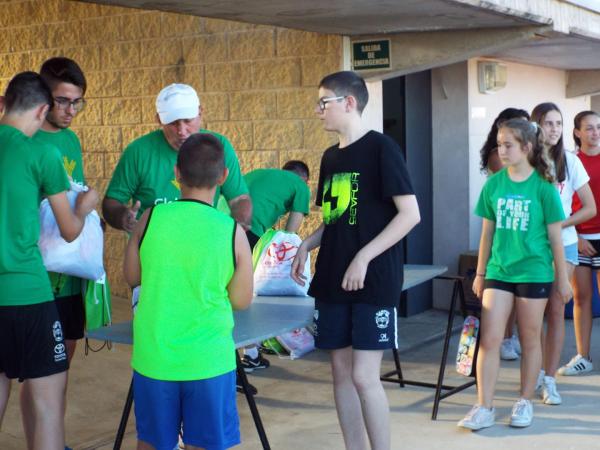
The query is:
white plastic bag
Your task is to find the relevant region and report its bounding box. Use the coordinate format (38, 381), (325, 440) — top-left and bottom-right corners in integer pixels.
(38, 182), (105, 281)
(276, 327), (315, 359)
(253, 230), (310, 296)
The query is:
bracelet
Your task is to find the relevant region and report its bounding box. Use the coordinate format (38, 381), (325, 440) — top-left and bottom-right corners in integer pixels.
(475, 273), (486, 277)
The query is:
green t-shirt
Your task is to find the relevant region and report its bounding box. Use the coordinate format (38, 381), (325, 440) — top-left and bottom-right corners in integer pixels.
(244, 168), (310, 237)
(33, 128), (86, 298)
(132, 200), (236, 381)
(0, 124), (70, 306)
(105, 129), (248, 216)
(475, 168), (565, 283)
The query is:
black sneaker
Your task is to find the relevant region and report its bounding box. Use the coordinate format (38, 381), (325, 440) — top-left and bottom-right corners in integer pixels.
(241, 354), (270, 373)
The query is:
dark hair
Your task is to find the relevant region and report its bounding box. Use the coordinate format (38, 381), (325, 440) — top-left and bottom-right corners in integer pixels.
(282, 160), (309, 180)
(177, 133), (225, 188)
(480, 108), (530, 172)
(573, 110), (600, 148)
(319, 71), (368, 113)
(531, 102), (566, 183)
(3, 71), (53, 114)
(40, 57), (87, 94)
(499, 118), (553, 182)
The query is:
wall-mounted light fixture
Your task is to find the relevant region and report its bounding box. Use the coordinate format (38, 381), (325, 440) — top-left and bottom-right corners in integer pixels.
(478, 61), (507, 94)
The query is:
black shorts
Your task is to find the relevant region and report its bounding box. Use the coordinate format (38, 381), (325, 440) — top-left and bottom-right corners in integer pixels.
(0, 301), (69, 381)
(55, 294), (85, 340)
(313, 300), (398, 350)
(484, 279), (552, 299)
(578, 238), (600, 269)
(246, 230), (260, 251)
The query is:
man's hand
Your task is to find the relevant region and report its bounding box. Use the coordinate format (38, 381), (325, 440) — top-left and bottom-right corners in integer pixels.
(291, 244), (309, 286)
(472, 274), (485, 300)
(341, 252), (369, 291)
(74, 188), (99, 218)
(122, 200), (141, 233)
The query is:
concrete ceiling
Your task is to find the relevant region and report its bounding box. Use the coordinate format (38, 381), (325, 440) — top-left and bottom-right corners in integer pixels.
(78, 0), (549, 34)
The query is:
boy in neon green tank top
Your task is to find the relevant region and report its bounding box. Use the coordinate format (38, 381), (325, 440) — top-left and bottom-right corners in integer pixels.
(124, 133), (253, 450)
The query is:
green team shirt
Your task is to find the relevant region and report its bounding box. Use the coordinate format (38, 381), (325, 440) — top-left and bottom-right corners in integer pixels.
(244, 168), (310, 237)
(105, 129), (248, 216)
(475, 168), (565, 283)
(132, 200), (236, 380)
(0, 124), (70, 306)
(33, 128), (86, 298)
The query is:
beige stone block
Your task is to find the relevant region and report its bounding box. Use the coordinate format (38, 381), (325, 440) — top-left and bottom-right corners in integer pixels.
(76, 101), (103, 126)
(83, 152), (105, 179)
(277, 88), (317, 119)
(303, 119), (337, 150)
(199, 92), (229, 122)
(140, 97), (158, 125)
(105, 256), (127, 298)
(31, 0), (61, 24)
(97, 4), (134, 16)
(0, 79), (9, 95)
(119, 13), (162, 41)
(101, 42), (141, 70)
(60, 1), (101, 20)
(85, 177), (109, 198)
(82, 127), (122, 152)
(12, 25), (47, 52)
(162, 65), (204, 92)
(238, 150), (278, 173)
(105, 152), (123, 178)
(205, 62), (253, 92)
(103, 98), (142, 125)
(301, 54), (341, 87)
(86, 71), (121, 98)
(229, 30), (274, 61)
(206, 121), (253, 151)
(0, 53), (29, 74)
(0, 1), (34, 27)
(230, 91), (276, 120)
(204, 18), (255, 34)
(104, 231), (127, 256)
(140, 39), (182, 68)
(299, 211), (323, 241)
(328, 35), (343, 54)
(47, 22), (82, 48)
(79, 16), (122, 46)
(61, 47), (102, 72)
(121, 69), (163, 98)
(181, 35), (228, 65)
(276, 29), (329, 57)
(122, 125), (158, 148)
(162, 12), (204, 37)
(280, 149), (323, 182)
(254, 120), (302, 150)
(253, 58), (301, 89)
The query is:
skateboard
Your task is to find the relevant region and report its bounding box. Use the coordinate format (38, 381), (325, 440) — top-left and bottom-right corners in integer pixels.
(456, 315), (479, 376)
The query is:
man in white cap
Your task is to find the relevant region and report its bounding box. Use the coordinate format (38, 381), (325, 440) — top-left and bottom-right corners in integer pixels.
(103, 83), (251, 231)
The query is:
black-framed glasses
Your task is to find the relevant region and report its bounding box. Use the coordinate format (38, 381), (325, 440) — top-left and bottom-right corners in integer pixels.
(317, 96), (346, 112)
(53, 97), (86, 112)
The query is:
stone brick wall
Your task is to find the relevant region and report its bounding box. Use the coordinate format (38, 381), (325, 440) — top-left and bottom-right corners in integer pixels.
(0, 0), (342, 297)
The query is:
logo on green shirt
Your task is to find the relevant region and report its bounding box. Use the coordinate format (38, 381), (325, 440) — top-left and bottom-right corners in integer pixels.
(496, 196), (531, 231)
(322, 172), (360, 225)
(63, 156), (76, 178)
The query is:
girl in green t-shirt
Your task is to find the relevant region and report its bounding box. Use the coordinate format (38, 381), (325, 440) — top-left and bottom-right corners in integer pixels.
(458, 119), (571, 431)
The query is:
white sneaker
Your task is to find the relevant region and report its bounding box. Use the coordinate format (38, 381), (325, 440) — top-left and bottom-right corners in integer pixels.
(535, 370), (545, 392)
(557, 354), (593, 376)
(457, 404), (495, 430)
(542, 376), (562, 405)
(511, 334), (521, 355)
(510, 398), (533, 428)
(500, 338), (519, 360)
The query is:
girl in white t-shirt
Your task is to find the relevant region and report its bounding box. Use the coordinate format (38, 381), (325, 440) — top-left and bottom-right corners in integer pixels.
(530, 103), (596, 405)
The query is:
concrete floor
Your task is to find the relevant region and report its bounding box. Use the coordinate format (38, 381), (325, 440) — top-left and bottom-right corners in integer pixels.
(1, 297), (599, 450)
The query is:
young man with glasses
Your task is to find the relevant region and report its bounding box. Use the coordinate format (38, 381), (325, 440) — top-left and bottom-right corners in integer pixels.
(292, 71), (420, 450)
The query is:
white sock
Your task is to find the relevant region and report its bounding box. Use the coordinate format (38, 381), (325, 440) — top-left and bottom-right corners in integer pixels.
(245, 346), (259, 359)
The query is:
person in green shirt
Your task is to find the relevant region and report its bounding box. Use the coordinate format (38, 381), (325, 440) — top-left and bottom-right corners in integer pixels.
(123, 133), (253, 450)
(102, 83), (252, 232)
(0, 72), (98, 450)
(34, 57), (89, 366)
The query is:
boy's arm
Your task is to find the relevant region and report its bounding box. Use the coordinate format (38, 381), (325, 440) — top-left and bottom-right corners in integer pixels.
(47, 189), (99, 243)
(548, 221), (573, 304)
(342, 194), (420, 291)
(227, 223), (253, 310)
(284, 211), (304, 233)
(123, 209), (150, 288)
(472, 218), (494, 299)
(291, 223), (324, 286)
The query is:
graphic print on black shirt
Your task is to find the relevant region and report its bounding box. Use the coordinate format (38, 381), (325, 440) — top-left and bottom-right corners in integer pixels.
(308, 130), (414, 307)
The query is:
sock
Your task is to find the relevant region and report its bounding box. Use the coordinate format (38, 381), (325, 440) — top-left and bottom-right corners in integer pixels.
(245, 346), (259, 359)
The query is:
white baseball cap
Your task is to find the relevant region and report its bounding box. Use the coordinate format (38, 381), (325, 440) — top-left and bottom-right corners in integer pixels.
(155, 83), (200, 125)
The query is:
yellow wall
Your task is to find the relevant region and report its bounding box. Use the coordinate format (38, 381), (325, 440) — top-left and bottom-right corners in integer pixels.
(1, 0), (342, 296)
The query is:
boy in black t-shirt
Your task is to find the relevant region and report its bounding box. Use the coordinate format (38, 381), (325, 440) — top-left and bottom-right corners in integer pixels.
(291, 71), (420, 450)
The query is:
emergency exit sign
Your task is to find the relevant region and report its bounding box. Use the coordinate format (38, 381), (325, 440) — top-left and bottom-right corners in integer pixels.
(352, 40), (391, 70)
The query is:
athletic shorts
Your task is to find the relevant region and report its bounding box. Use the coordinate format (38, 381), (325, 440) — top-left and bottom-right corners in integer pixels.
(313, 300), (398, 350)
(484, 279), (552, 299)
(246, 230), (260, 251)
(133, 370), (240, 450)
(577, 239), (600, 269)
(55, 294), (85, 340)
(564, 243), (579, 266)
(0, 301), (69, 381)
